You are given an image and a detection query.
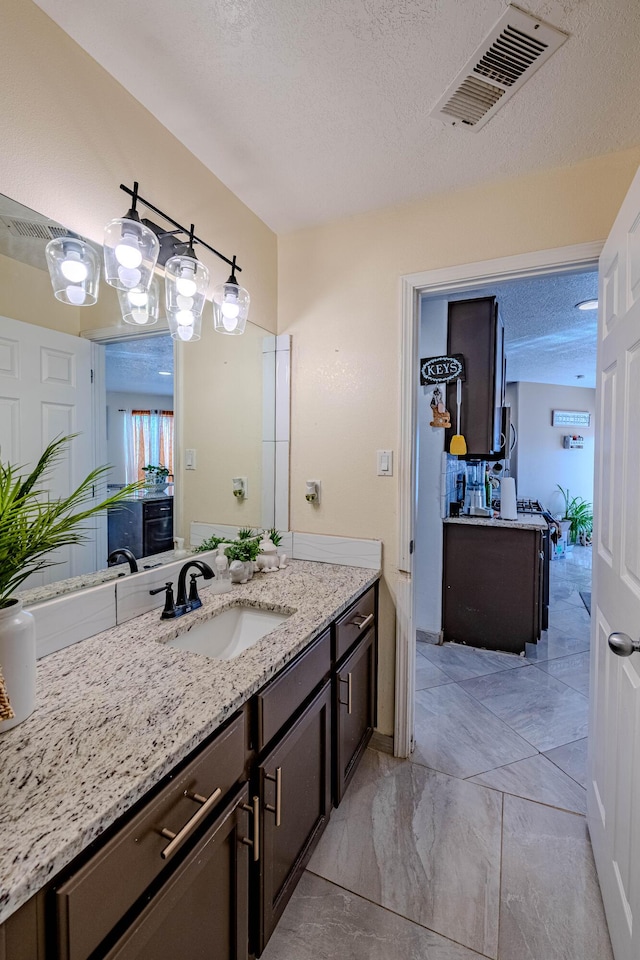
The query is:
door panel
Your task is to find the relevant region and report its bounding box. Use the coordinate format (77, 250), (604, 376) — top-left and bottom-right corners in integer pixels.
(102, 785), (250, 960)
(0, 315), (94, 584)
(258, 681), (331, 954)
(589, 163), (640, 960)
(334, 629), (375, 804)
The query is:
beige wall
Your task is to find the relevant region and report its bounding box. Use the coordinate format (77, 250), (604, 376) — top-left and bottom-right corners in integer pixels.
(1, 0), (277, 539)
(514, 382), (596, 515)
(181, 320), (266, 534)
(279, 147), (640, 736)
(0, 254), (80, 335)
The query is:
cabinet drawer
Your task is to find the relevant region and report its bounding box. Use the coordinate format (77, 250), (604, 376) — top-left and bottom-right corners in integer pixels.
(334, 586), (376, 662)
(143, 499), (173, 520)
(256, 628), (331, 752)
(55, 710), (246, 960)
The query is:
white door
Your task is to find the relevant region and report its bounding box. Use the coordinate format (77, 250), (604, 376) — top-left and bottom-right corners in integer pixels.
(0, 315), (96, 586)
(589, 165), (640, 960)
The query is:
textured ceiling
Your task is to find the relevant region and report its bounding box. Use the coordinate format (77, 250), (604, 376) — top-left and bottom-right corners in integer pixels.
(424, 267), (599, 388)
(33, 0), (640, 232)
(105, 336), (174, 397)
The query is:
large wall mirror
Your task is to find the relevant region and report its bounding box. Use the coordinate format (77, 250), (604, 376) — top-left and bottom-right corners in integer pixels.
(0, 193), (286, 599)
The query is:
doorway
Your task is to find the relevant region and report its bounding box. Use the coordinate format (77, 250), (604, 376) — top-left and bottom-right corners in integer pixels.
(395, 241), (602, 757)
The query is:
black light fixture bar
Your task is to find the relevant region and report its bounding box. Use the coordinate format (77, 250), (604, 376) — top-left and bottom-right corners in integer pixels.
(119, 182), (242, 273)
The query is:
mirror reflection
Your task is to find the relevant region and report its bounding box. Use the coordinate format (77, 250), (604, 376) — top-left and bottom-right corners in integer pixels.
(0, 193), (275, 600)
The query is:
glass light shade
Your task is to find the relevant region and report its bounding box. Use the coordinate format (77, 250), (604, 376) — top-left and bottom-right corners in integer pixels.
(166, 306), (203, 342)
(118, 275), (160, 326)
(165, 255), (209, 342)
(103, 217), (159, 291)
(45, 237), (100, 306)
(212, 279), (250, 335)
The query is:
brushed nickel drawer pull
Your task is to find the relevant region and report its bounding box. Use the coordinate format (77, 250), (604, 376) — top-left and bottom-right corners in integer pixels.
(264, 766), (282, 827)
(349, 613), (374, 631)
(241, 795), (260, 862)
(338, 673), (353, 714)
(159, 786), (222, 860)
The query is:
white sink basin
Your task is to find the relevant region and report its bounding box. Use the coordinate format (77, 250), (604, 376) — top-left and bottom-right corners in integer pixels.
(166, 606), (290, 660)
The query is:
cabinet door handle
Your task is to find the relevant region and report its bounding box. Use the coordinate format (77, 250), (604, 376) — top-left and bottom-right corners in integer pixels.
(349, 613), (374, 632)
(159, 787), (222, 860)
(338, 673), (353, 714)
(264, 766), (282, 827)
(241, 795), (260, 862)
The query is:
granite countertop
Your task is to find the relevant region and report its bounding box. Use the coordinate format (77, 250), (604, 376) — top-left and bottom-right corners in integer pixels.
(444, 512), (549, 532)
(0, 560), (378, 925)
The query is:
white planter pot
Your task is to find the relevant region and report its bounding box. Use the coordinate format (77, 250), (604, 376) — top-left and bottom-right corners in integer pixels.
(0, 600), (36, 733)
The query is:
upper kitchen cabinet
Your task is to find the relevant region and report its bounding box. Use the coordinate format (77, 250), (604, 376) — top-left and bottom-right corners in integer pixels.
(445, 296), (505, 460)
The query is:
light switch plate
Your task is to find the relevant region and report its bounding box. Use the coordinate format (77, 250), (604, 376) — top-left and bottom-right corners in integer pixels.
(377, 449), (393, 476)
(185, 448), (197, 470)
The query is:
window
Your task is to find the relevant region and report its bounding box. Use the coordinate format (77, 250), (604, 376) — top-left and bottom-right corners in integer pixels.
(126, 409), (174, 482)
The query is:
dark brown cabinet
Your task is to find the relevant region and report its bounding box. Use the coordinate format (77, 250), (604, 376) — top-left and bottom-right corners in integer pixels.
(0, 581), (379, 960)
(443, 522), (542, 654)
(101, 785), (251, 960)
(444, 296), (505, 460)
(334, 628), (376, 804)
(257, 681), (332, 953)
(107, 497), (174, 560)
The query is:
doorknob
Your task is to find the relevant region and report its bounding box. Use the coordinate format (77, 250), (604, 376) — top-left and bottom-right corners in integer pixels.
(608, 632), (640, 657)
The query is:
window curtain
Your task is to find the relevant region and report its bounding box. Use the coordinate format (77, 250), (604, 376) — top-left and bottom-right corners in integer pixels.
(125, 410), (174, 483)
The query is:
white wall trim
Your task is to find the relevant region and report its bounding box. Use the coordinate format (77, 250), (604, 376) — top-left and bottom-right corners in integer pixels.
(395, 240), (603, 759)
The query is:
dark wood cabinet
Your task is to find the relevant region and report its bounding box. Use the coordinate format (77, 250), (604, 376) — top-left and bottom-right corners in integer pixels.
(443, 522), (542, 654)
(1, 581), (379, 960)
(256, 681), (332, 954)
(445, 296), (505, 460)
(107, 498), (174, 560)
(334, 628), (376, 804)
(101, 785), (251, 960)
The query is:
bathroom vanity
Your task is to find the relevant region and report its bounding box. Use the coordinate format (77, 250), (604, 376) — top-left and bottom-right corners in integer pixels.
(0, 562), (379, 960)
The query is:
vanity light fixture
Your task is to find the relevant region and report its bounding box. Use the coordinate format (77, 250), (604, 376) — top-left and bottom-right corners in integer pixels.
(212, 256), (250, 335)
(575, 299), (598, 311)
(117, 274), (161, 326)
(45, 236), (100, 306)
(165, 224), (209, 342)
(103, 182), (160, 291)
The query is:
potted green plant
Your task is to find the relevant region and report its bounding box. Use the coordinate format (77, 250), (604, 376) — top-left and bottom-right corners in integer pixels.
(0, 435), (143, 732)
(557, 485), (594, 546)
(142, 464), (171, 488)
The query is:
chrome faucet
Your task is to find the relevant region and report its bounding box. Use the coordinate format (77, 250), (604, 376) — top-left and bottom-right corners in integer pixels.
(150, 560), (214, 620)
(108, 548), (139, 574)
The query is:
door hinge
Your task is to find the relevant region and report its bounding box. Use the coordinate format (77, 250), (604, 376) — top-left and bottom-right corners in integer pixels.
(409, 539), (415, 554)
(90, 368), (94, 384)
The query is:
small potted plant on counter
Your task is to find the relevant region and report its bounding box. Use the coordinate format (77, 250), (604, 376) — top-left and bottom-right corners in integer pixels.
(225, 537), (262, 583)
(142, 464), (171, 490)
(0, 435), (142, 732)
(557, 485), (593, 548)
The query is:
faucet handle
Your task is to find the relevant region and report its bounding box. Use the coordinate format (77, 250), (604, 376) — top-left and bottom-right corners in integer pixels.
(188, 573), (202, 606)
(149, 582), (177, 620)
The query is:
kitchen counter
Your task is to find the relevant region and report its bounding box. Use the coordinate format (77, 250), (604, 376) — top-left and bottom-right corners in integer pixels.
(0, 560), (378, 924)
(444, 512), (548, 532)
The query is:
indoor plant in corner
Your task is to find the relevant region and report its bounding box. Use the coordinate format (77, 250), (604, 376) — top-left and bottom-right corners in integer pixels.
(0, 435), (142, 733)
(557, 485), (594, 548)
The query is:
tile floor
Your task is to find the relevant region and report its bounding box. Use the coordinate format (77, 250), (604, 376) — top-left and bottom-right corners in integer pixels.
(263, 546), (613, 960)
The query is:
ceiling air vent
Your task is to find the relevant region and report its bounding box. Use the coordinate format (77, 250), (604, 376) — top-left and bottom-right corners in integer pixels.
(431, 4), (568, 131)
(0, 216), (67, 241)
